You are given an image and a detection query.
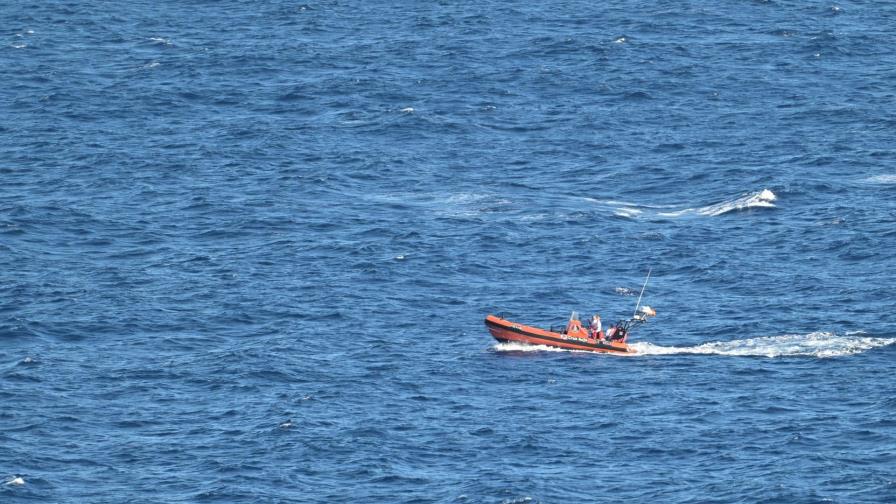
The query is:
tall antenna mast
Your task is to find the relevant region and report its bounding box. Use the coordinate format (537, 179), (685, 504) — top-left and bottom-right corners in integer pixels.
(632, 268), (652, 318)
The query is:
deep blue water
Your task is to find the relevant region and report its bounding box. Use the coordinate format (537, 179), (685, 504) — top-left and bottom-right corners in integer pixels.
(3, 1), (896, 502)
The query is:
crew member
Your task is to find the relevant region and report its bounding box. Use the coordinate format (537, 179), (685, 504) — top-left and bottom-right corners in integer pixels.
(606, 325), (617, 340)
(590, 314), (602, 340)
(606, 325), (624, 342)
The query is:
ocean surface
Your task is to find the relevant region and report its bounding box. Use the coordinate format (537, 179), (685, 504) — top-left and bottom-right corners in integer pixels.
(3, 1), (896, 502)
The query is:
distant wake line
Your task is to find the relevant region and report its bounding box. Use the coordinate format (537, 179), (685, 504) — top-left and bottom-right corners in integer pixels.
(494, 332), (895, 358)
(587, 189), (777, 219)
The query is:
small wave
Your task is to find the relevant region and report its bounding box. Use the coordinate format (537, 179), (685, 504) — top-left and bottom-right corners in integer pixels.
(699, 188), (777, 216)
(614, 287), (636, 296)
(629, 332), (895, 358)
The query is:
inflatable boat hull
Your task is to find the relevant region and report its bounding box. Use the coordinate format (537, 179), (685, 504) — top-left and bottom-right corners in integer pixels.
(485, 314), (635, 354)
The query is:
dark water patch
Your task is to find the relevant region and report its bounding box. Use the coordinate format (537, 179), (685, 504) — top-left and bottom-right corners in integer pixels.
(622, 90), (652, 100)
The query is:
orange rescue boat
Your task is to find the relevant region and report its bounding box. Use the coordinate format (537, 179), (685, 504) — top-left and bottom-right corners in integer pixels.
(485, 310), (654, 354)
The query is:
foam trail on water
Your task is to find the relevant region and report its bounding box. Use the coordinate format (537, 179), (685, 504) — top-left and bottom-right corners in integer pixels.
(629, 332), (895, 358)
(492, 342), (636, 357)
(493, 332), (894, 358)
(582, 198), (677, 210)
(493, 342), (586, 353)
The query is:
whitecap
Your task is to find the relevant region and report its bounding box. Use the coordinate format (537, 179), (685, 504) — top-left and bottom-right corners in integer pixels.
(654, 208), (691, 218)
(614, 207), (642, 218)
(399, 107), (414, 114)
(4, 476), (25, 486)
(629, 332), (895, 358)
(864, 174), (896, 184)
(695, 188), (777, 216)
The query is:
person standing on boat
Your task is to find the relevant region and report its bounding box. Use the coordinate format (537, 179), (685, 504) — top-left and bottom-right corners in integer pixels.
(590, 314), (603, 340)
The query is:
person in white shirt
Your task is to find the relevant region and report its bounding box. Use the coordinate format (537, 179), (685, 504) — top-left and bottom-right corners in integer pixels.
(589, 314), (603, 340)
